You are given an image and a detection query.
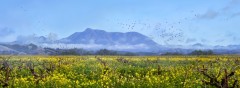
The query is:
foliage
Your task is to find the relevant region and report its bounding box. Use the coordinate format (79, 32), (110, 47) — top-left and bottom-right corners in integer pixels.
(162, 52), (183, 55)
(95, 49), (118, 55)
(190, 50), (214, 55)
(0, 55), (239, 87)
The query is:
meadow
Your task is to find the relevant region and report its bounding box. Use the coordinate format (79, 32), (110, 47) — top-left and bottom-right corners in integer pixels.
(0, 55), (239, 88)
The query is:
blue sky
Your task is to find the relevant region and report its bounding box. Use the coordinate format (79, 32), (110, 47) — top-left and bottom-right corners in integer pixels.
(0, 0), (240, 46)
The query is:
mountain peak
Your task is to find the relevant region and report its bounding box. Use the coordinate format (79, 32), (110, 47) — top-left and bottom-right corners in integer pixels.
(58, 28), (160, 52)
(192, 43), (204, 47)
(84, 28), (106, 33)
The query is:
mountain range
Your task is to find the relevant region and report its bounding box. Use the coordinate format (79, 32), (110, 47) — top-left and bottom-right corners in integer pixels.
(57, 28), (160, 52)
(11, 28), (161, 52)
(0, 28), (240, 55)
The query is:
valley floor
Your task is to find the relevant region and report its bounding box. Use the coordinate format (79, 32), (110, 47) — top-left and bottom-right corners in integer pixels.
(0, 55), (239, 88)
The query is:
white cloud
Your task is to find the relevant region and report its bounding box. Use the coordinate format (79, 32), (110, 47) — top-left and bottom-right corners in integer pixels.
(222, 0), (240, 11)
(0, 27), (15, 37)
(231, 12), (240, 18)
(47, 33), (58, 42)
(185, 38), (197, 43)
(40, 43), (150, 51)
(197, 10), (219, 20)
(197, 0), (240, 20)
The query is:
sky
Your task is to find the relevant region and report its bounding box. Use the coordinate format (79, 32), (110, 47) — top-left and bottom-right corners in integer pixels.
(0, 0), (240, 46)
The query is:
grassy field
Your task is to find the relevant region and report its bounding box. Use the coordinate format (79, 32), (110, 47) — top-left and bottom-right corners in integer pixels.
(0, 55), (239, 88)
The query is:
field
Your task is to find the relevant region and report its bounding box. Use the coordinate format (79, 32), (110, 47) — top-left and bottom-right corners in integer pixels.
(0, 55), (239, 88)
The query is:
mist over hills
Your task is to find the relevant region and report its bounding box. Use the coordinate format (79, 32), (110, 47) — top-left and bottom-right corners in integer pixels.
(60, 28), (158, 45)
(10, 28), (161, 52)
(56, 28), (160, 52)
(0, 28), (240, 55)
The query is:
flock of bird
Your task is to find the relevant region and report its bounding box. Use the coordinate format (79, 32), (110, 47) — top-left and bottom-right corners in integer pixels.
(111, 18), (185, 44)
(27, 5), (201, 44)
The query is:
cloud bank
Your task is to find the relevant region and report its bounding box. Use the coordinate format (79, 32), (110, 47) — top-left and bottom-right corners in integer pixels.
(197, 0), (240, 20)
(0, 27), (15, 37)
(197, 10), (219, 20)
(40, 43), (150, 51)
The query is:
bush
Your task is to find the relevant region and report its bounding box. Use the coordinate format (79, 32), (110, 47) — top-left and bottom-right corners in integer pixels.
(189, 50), (214, 55)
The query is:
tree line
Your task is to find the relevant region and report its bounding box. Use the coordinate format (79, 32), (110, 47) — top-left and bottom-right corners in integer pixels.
(45, 47), (215, 56)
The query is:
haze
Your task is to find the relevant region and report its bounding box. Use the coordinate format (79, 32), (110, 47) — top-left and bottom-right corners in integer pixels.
(0, 0), (240, 46)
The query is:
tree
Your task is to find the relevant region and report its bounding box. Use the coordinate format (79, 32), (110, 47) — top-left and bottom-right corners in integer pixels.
(189, 50), (214, 55)
(60, 49), (79, 55)
(124, 52), (137, 56)
(162, 52), (183, 55)
(95, 49), (118, 55)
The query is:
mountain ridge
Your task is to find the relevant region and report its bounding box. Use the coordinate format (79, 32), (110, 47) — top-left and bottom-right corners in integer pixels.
(56, 28), (160, 52)
(1, 28), (240, 55)
(59, 28), (158, 45)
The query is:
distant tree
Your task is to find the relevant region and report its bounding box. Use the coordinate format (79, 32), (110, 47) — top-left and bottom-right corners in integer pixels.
(124, 52), (137, 56)
(95, 49), (118, 55)
(75, 48), (93, 55)
(189, 50), (214, 55)
(162, 52), (183, 55)
(206, 50), (214, 55)
(60, 49), (79, 55)
(44, 48), (58, 55)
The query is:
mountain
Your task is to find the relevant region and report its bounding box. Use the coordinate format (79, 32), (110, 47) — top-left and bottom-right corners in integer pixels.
(0, 45), (20, 54)
(164, 43), (220, 50)
(59, 28), (158, 45)
(156, 43), (240, 54)
(2, 28), (240, 55)
(6, 28), (162, 52)
(192, 43), (204, 47)
(227, 45), (240, 50)
(0, 43), (46, 55)
(13, 36), (51, 44)
(56, 28), (161, 52)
